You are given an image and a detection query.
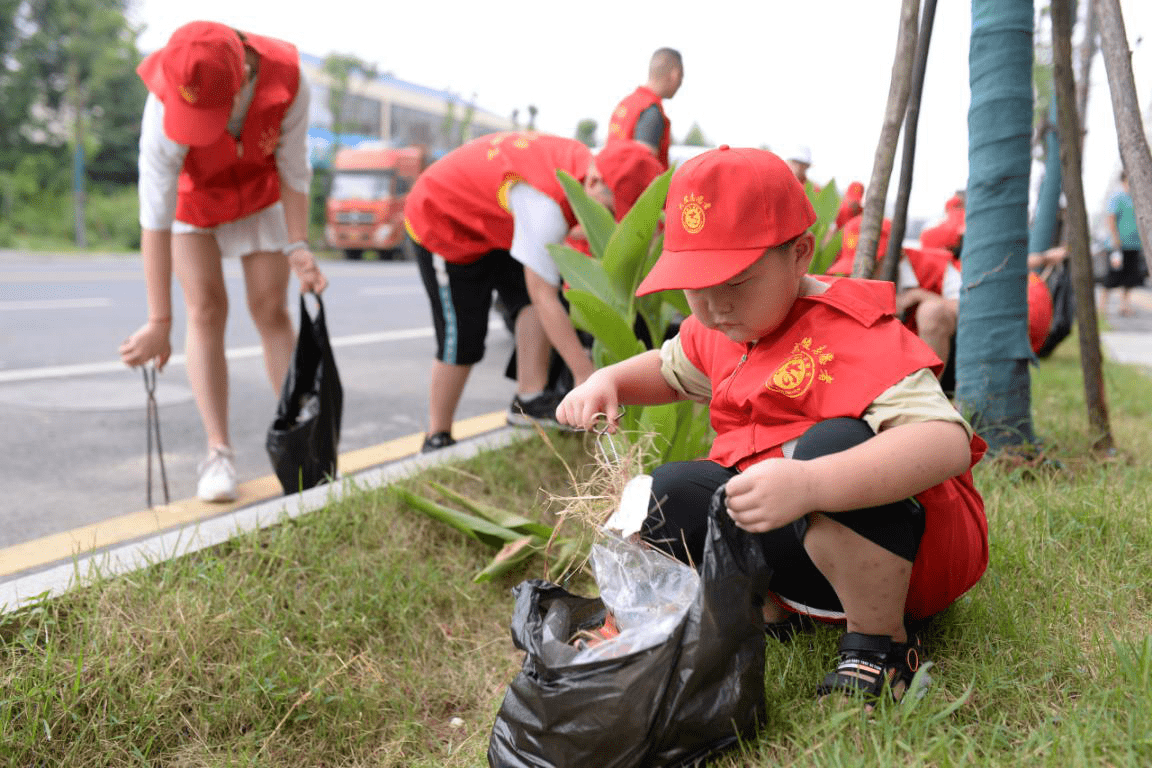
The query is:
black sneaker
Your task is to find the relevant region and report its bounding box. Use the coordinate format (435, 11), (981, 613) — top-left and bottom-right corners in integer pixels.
(421, 431), (456, 453)
(507, 392), (571, 430)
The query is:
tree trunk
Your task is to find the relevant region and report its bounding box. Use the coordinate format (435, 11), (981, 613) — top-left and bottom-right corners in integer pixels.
(851, 0), (919, 278)
(1029, 99), (1062, 254)
(955, 0), (1036, 451)
(881, 0), (939, 283)
(1075, 0), (1098, 145)
(1096, 0), (1152, 276)
(70, 60), (87, 249)
(1054, 0), (1115, 452)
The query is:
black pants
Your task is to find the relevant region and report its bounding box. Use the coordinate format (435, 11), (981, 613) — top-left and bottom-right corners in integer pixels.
(641, 418), (925, 613)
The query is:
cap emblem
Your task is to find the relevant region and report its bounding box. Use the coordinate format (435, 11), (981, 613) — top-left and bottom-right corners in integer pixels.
(178, 84), (199, 104)
(679, 193), (710, 234)
(765, 337), (834, 398)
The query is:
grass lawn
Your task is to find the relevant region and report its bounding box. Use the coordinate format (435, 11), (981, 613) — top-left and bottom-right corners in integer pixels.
(2, 336), (1150, 767)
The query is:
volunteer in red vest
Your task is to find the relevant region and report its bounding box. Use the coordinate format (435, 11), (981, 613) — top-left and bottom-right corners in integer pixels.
(607, 48), (684, 168)
(835, 181), (865, 230)
(919, 191), (966, 258)
(119, 21), (326, 503)
(404, 134), (663, 452)
(556, 147), (988, 704)
(828, 215), (960, 369)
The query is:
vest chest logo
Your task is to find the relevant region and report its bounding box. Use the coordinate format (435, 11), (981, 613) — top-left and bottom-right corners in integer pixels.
(680, 193), (710, 234)
(765, 337), (834, 398)
(258, 127), (279, 157)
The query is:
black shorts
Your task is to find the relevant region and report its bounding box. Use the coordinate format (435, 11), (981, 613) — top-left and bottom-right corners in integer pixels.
(640, 418), (926, 617)
(1103, 248), (1146, 289)
(407, 235), (531, 366)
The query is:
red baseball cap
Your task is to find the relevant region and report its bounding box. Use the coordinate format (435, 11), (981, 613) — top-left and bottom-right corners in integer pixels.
(136, 21), (245, 146)
(593, 140), (665, 220)
(840, 213), (892, 259)
(636, 146), (816, 295)
(845, 181), (865, 201)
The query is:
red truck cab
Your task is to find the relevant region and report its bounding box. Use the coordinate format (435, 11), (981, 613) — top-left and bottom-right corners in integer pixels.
(324, 145), (426, 260)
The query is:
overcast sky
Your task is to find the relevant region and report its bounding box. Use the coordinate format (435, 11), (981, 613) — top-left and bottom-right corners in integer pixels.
(129, 0), (1150, 223)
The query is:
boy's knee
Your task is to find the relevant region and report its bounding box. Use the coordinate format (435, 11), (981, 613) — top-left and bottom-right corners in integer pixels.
(792, 418), (874, 460)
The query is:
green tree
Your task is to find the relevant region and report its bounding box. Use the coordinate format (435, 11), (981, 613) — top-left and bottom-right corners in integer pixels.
(681, 122), (709, 147)
(575, 118), (597, 147)
(323, 53), (377, 156)
(955, 0), (1037, 451)
(1, 0), (142, 244)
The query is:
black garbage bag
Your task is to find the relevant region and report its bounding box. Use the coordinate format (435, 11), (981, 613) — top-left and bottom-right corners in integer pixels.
(266, 294), (343, 494)
(488, 489), (769, 768)
(1036, 262), (1074, 359)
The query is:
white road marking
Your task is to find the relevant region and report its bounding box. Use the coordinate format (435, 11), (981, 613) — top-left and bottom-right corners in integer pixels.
(0, 298), (114, 311)
(0, 319), (504, 384)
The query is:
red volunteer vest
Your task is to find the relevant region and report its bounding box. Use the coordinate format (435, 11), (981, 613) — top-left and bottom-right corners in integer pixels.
(678, 277), (988, 618)
(607, 86), (670, 168)
(403, 132), (590, 264)
(138, 33), (300, 228)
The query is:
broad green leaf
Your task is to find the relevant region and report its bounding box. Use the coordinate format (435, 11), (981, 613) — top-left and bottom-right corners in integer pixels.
(565, 289), (645, 365)
(473, 536), (547, 583)
(427, 482), (554, 538)
(810, 178), (843, 226)
(811, 229), (843, 276)
(558, 170), (615, 259)
(392, 486), (521, 549)
(549, 243), (622, 309)
(602, 169), (673, 297)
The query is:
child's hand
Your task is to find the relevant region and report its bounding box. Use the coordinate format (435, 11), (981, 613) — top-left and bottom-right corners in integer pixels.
(555, 372), (622, 432)
(724, 458), (815, 533)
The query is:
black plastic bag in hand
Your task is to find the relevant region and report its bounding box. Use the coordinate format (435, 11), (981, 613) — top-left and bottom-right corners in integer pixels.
(488, 487), (769, 768)
(266, 294), (343, 495)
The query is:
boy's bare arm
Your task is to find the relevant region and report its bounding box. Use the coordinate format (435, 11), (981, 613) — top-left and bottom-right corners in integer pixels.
(556, 349), (683, 431)
(724, 420), (972, 534)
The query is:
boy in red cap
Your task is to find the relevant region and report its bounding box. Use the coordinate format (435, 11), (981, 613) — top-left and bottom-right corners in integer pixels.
(835, 181), (865, 229)
(606, 48), (684, 168)
(556, 146), (987, 704)
(119, 21), (326, 502)
(403, 133), (663, 452)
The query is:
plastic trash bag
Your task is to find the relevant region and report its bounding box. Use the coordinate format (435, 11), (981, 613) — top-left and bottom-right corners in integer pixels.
(488, 488), (769, 768)
(266, 293), (343, 494)
(1036, 261), (1073, 359)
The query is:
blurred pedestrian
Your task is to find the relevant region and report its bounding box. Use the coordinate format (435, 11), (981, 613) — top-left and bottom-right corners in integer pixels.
(1103, 171), (1146, 316)
(119, 20), (326, 502)
(607, 48), (684, 168)
(403, 133), (663, 452)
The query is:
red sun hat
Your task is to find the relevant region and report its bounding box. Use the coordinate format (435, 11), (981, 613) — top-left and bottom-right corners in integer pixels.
(593, 140), (666, 220)
(636, 146), (816, 296)
(136, 21), (245, 146)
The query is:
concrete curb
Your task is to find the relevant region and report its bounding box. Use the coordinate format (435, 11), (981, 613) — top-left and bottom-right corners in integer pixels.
(0, 426), (529, 614)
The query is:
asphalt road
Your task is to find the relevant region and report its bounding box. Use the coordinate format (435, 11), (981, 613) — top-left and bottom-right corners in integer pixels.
(0, 250), (517, 550)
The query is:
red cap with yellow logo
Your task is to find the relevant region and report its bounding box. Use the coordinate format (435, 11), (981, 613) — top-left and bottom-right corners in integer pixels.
(636, 146), (816, 296)
(593, 140), (665, 221)
(136, 21), (245, 147)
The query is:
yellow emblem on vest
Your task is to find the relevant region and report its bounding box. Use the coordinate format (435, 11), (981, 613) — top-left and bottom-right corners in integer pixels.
(844, 229), (859, 249)
(765, 337), (834, 398)
(497, 173), (525, 212)
(178, 84), (199, 104)
(679, 193), (710, 234)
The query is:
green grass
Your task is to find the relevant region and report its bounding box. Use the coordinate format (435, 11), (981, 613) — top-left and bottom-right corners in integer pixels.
(2, 339), (1151, 767)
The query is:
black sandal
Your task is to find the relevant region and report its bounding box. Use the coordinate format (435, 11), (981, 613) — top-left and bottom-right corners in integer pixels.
(816, 632), (926, 702)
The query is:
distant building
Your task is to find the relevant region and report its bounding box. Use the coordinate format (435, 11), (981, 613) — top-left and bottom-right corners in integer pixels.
(299, 53), (515, 168)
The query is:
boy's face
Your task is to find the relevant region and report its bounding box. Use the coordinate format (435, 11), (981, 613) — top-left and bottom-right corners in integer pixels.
(683, 233), (813, 344)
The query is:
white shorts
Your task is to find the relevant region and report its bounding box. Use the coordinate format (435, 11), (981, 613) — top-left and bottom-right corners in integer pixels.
(172, 202), (291, 259)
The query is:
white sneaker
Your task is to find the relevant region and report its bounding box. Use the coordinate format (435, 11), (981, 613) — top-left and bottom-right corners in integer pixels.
(197, 446), (237, 502)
